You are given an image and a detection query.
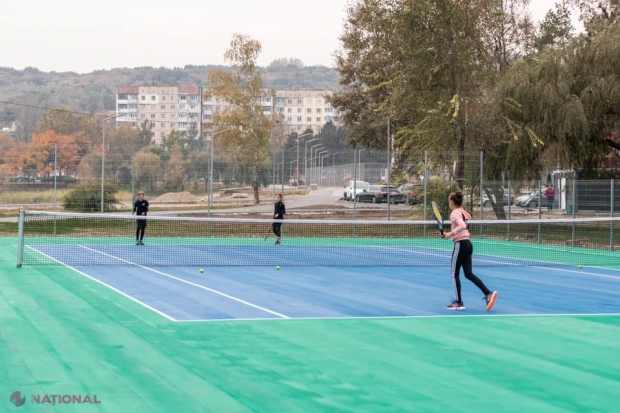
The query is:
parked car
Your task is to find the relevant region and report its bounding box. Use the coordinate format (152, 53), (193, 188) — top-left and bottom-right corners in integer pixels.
(397, 183), (424, 205)
(356, 185), (404, 204)
(479, 189), (514, 206)
(343, 180), (370, 201)
(515, 189), (549, 208)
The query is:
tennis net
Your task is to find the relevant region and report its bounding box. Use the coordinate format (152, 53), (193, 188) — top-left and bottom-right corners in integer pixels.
(16, 210), (620, 268)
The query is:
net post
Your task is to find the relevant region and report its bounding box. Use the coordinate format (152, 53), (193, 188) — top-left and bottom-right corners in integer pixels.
(16, 210), (25, 268)
(611, 179), (615, 251)
(507, 180), (511, 241)
(537, 180), (542, 244)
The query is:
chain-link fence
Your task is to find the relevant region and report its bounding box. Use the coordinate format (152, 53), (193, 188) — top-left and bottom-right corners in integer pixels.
(1, 145), (618, 223)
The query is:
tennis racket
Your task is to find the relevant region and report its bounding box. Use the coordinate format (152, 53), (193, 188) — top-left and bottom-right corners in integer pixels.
(430, 201), (444, 236)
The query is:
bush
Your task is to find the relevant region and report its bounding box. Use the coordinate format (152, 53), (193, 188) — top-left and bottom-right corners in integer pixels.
(63, 184), (120, 212)
(425, 176), (460, 220)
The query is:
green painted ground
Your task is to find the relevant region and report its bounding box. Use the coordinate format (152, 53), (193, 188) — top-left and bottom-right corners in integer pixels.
(1, 237), (619, 412)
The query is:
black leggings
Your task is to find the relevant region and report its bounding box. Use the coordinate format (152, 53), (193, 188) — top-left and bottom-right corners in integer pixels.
(451, 240), (490, 302)
(136, 219), (146, 241)
(272, 222), (282, 237)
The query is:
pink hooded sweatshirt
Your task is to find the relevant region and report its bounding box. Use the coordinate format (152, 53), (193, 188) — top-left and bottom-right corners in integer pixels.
(450, 207), (471, 242)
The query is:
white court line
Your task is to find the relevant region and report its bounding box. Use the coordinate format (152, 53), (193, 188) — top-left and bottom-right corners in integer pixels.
(531, 266), (620, 280)
(79, 245), (290, 319)
(175, 312), (620, 323)
(26, 246), (177, 322)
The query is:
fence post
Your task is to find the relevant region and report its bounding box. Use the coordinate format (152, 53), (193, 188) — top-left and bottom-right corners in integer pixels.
(387, 118), (391, 221)
(131, 145), (135, 236)
(353, 149), (357, 234)
(479, 151), (484, 238)
(423, 151), (428, 238)
(53, 144), (58, 237)
(507, 180), (511, 241)
(571, 178), (576, 247)
(538, 180), (542, 244)
(611, 179), (615, 251)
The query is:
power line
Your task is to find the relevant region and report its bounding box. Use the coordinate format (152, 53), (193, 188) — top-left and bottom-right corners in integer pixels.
(0, 100), (110, 118)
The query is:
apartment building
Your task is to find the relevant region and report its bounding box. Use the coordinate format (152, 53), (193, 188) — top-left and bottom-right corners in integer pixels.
(116, 86), (341, 143)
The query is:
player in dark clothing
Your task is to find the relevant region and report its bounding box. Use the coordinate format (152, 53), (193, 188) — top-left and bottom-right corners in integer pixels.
(132, 191), (149, 245)
(272, 193), (285, 245)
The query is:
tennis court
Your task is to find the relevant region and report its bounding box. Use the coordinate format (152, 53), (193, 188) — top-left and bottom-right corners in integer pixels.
(2, 211), (619, 412)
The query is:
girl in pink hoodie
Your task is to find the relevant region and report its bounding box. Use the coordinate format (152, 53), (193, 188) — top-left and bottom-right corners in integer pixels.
(441, 191), (498, 311)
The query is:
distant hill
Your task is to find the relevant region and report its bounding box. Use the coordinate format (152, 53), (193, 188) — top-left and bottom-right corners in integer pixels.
(0, 64), (341, 130)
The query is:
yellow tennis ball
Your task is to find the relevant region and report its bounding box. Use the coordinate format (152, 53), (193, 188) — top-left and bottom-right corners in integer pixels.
(199, 268), (204, 273)
(200, 198), (204, 203)
(276, 266), (280, 270)
(578, 264), (582, 269)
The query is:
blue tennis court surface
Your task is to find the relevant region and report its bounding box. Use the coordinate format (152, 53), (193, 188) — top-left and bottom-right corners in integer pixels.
(28, 244), (620, 322)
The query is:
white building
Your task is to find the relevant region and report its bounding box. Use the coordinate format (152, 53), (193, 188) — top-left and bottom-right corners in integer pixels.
(116, 86), (342, 144)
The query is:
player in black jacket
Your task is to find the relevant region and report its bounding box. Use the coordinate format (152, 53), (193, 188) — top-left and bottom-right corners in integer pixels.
(272, 193), (285, 245)
(132, 191), (149, 245)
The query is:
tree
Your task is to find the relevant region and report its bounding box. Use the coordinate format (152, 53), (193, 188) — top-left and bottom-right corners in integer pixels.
(137, 120), (154, 146)
(534, 0), (574, 51)
(207, 34), (276, 204)
(496, 20), (620, 178)
(134, 150), (161, 191)
(34, 108), (79, 136)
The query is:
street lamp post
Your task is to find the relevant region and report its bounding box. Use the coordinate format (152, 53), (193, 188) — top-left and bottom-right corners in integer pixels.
(208, 128), (234, 219)
(315, 150), (328, 186)
(309, 144), (324, 187)
(101, 115), (117, 212)
(295, 132), (312, 186)
(320, 153), (331, 187)
(304, 138), (318, 186)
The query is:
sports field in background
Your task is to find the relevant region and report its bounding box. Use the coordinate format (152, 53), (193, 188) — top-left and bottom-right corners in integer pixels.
(1, 230), (620, 412)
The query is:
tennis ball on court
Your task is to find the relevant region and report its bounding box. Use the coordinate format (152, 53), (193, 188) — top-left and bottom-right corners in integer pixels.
(200, 198), (204, 203)
(578, 264), (582, 269)
(200, 268), (204, 273)
(276, 266), (280, 270)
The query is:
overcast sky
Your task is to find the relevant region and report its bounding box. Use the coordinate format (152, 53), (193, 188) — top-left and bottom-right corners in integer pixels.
(1, 0), (583, 74)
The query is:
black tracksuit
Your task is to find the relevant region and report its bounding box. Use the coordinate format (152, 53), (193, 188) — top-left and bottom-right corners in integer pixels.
(272, 201), (285, 237)
(133, 198), (149, 241)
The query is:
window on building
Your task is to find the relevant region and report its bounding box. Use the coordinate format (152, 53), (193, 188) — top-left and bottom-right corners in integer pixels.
(297, 117), (302, 122)
(151, 114), (155, 119)
(307, 108), (312, 113)
(297, 99), (302, 104)
(170, 123), (175, 128)
(161, 114), (166, 119)
(141, 96), (145, 101)
(151, 105), (155, 110)
(297, 108), (302, 113)
(180, 104), (186, 109)
(161, 105), (165, 110)
(287, 117), (292, 122)
(171, 105), (175, 109)
(161, 123), (165, 127)
(316, 108), (321, 113)
(307, 117), (312, 122)
(162, 96), (166, 101)
(151, 96), (155, 101)
(287, 108), (292, 113)
(316, 117), (322, 122)
(287, 99), (292, 104)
